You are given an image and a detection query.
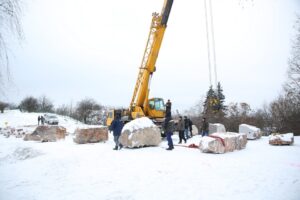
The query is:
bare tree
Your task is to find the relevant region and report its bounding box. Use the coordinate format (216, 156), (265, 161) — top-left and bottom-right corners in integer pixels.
(19, 96), (39, 112)
(224, 102), (254, 132)
(0, 100), (8, 113)
(0, 0), (23, 90)
(285, 16), (300, 93)
(75, 98), (102, 124)
(38, 95), (54, 112)
(268, 93), (300, 135)
(56, 104), (71, 116)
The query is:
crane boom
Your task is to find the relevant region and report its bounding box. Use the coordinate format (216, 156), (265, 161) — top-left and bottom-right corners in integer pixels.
(130, 0), (173, 119)
(106, 0), (173, 126)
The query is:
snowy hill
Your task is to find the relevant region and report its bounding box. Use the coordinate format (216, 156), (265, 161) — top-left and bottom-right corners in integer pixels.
(0, 109), (85, 134)
(0, 110), (299, 200)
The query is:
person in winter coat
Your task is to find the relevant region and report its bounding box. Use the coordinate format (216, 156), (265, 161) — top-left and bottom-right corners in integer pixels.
(41, 116), (45, 125)
(163, 116), (174, 150)
(38, 116), (41, 125)
(178, 116), (186, 144)
(109, 114), (124, 150)
(165, 99), (172, 118)
(201, 117), (209, 136)
(184, 116), (190, 139)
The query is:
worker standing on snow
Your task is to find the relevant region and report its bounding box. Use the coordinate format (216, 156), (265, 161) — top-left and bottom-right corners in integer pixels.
(163, 116), (174, 150)
(184, 116), (190, 139)
(201, 117), (209, 136)
(38, 116), (41, 125)
(41, 116), (45, 125)
(109, 114), (124, 150)
(178, 116), (186, 144)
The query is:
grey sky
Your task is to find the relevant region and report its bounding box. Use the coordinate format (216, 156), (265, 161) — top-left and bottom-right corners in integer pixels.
(4, 0), (300, 112)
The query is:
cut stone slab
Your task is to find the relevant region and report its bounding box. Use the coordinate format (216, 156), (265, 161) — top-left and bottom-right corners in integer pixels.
(24, 125), (66, 142)
(239, 124), (262, 140)
(199, 136), (226, 153)
(73, 126), (108, 144)
(209, 123), (226, 135)
(269, 133), (294, 145)
(119, 117), (161, 148)
(199, 132), (247, 154)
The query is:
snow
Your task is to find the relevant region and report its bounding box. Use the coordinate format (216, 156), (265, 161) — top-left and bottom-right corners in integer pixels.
(0, 109), (84, 134)
(1, 110), (300, 200)
(122, 117), (155, 132)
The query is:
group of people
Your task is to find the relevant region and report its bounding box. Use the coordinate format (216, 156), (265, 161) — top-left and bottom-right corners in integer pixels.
(177, 115), (193, 144)
(163, 99), (209, 150)
(109, 99), (210, 151)
(37, 115), (45, 125)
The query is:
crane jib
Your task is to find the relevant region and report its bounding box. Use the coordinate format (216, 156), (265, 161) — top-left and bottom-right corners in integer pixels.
(161, 0), (174, 26)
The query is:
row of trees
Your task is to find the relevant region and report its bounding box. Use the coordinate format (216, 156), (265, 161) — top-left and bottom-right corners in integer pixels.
(190, 83), (299, 135)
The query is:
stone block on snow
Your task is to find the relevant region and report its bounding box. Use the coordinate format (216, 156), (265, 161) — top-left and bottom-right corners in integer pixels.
(199, 136), (226, 153)
(269, 133), (294, 145)
(209, 123), (226, 135)
(73, 126), (108, 144)
(24, 125), (66, 142)
(199, 132), (247, 154)
(239, 124), (262, 140)
(119, 117), (161, 148)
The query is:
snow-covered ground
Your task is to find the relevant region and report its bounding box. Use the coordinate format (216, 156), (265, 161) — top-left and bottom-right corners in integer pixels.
(0, 109), (85, 134)
(0, 110), (300, 200)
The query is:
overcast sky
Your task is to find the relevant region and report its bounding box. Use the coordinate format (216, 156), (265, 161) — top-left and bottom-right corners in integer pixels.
(3, 0), (300, 112)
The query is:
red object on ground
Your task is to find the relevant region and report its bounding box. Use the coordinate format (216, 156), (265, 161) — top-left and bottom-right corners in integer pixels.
(208, 135), (225, 147)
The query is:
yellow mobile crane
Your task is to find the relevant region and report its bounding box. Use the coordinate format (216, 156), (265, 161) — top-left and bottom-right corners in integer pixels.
(106, 0), (174, 126)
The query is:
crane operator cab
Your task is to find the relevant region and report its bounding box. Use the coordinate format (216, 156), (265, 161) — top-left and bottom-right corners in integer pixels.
(148, 98), (164, 110)
(147, 97), (166, 125)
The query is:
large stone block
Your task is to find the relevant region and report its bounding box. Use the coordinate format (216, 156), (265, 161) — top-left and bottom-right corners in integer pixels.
(199, 136), (226, 153)
(199, 132), (247, 154)
(119, 117), (161, 148)
(239, 124), (261, 140)
(269, 133), (294, 145)
(24, 125), (66, 142)
(73, 126), (108, 144)
(209, 123), (226, 135)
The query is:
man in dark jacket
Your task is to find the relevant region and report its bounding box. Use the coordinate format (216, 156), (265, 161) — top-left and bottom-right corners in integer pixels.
(109, 114), (124, 150)
(178, 116), (186, 144)
(163, 116), (174, 150)
(165, 99), (172, 118)
(201, 117), (209, 137)
(184, 116), (190, 139)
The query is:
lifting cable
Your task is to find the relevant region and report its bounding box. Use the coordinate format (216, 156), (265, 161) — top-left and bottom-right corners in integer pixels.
(204, 0), (218, 90)
(209, 0), (218, 88)
(204, 0), (212, 87)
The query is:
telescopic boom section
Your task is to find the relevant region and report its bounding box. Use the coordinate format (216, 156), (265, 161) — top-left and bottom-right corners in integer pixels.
(129, 0), (173, 115)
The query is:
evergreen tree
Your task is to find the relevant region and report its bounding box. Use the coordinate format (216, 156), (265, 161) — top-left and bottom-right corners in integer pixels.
(203, 86), (217, 119)
(216, 82), (226, 111)
(202, 83), (226, 123)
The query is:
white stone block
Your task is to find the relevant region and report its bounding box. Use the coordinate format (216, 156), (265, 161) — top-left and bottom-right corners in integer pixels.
(239, 124), (261, 140)
(209, 123), (226, 135)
